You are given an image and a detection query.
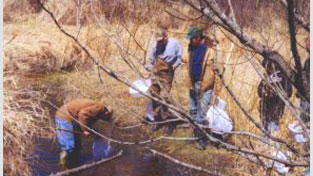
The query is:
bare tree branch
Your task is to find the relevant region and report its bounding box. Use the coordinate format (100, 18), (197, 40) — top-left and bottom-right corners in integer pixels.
(286, 0), (306, 99)
(280, 0), (310, 32)
(50, 150), (123, 176)
(147, 148), (222, 176)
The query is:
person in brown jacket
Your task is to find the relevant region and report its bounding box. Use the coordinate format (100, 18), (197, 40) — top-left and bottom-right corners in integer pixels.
(54, 98), (113, 170)
(186, 26), (223, 149)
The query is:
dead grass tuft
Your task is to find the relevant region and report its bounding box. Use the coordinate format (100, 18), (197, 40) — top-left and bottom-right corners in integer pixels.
(4, 22), (89, 75)
(3, 75), (55, 176)
(4, 0), (42, 23)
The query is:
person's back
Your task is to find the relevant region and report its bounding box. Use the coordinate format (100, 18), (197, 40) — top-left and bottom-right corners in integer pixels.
(56, 98), (104, 122)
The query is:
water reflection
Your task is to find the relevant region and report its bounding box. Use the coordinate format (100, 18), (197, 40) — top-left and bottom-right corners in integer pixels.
(92, 139), (112, 161)
(30, 126), (204, 176)
(31, 137), (111, 176)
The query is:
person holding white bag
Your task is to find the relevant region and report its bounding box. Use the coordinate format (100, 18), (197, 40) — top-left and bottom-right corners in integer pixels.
(185, 26), (223, 149)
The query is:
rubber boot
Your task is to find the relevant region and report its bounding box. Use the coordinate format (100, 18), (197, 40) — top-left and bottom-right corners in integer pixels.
(163, 123), (175, 136)
(193, 129), (207, 150)
(59, 150), (69, 171)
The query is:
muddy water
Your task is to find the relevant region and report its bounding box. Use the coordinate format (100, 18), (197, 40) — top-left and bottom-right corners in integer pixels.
(31, 121), (206, 176)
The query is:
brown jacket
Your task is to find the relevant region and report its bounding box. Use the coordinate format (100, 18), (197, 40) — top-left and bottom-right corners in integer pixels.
(187, 38), (223, 94)
(56, 99), (108, 131)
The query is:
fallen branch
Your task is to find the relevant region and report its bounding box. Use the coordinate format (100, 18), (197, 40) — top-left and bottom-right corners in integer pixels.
(147, 148), (222, 176)
(50, 150), (123, 176)
(114, 118), (185, 129)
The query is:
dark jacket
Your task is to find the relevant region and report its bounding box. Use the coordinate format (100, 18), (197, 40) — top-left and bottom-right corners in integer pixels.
(257, 59), (293, 100)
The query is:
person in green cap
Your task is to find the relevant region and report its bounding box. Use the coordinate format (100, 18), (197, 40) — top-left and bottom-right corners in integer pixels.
(186, 26), (223, 149)
(145, 25), (182, 136)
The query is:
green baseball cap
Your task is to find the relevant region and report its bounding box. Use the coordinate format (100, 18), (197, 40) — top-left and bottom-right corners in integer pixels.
(185, 26), (203, 39)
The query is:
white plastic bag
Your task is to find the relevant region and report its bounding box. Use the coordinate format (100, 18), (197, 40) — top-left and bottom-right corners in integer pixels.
(206, 106), (233, 134)
(129, 79), (152, 97)
(216, 97), (227, 110)
(272, 150), (290, 174)
(288, 122), (307, 143)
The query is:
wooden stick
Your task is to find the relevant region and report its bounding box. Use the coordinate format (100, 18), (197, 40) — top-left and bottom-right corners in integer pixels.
(147, 148), (221, 176)
(50, 150), (123, 176)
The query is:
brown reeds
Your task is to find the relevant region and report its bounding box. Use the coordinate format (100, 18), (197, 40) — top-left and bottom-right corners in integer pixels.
(3, 75), (55, 176)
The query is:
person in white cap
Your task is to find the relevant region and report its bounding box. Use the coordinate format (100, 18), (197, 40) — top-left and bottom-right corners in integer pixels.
(145, 24), (182, 136)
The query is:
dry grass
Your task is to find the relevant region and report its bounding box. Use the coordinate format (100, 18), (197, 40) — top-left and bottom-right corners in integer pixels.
(4, 21), (89, 75)
(3, 0), (41, 23)
(3, 75), (55, 176)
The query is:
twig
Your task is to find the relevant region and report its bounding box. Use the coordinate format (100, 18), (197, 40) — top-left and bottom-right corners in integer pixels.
(97, 65), (103, 84)
(4, 34), (18, 45)
(114, 118), (185, 130)
(147, 148), (222, 176)
(49, 150), (123, 176)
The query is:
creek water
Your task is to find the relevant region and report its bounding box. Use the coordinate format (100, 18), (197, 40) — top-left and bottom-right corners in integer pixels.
(30, 121), (205, 176)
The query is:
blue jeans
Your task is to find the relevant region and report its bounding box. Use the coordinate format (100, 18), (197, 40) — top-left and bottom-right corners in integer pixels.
(55, 116), (81, 152)
(189, 81), (213, 124)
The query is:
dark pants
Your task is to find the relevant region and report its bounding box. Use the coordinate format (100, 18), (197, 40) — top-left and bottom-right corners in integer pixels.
(259, 98), (285, 132)
(151, 60), (175, 128)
